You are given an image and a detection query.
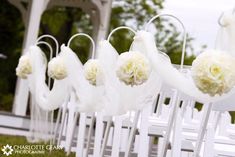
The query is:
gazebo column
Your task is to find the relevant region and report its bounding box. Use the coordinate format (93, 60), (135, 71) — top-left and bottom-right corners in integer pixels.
(91, 0), (112, 56)
(12, 0), (49, 115)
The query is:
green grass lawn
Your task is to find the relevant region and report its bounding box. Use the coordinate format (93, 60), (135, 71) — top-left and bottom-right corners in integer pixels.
(0, 135), (75, 157)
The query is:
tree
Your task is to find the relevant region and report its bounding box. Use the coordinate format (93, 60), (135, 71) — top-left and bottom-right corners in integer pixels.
(0, 0), (24, 111)
(110, 0), (198, 65)
(40, 0), (199, 64)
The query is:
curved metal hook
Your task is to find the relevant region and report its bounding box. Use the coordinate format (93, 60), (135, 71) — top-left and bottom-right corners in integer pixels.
(218, 12), (228, 27)
(67, 33), (95, 59)
(145, 13), (187, 70)
(107, 26), (137, 42)
(36, 34), (59, 56)
(36, 41), (53, 60)
(218, 9), (235, 27)
(36, 41), (54, 87)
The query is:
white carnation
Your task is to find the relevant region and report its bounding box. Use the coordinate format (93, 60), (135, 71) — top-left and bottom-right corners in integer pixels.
(16, 55), (32, 79)
(116, 51), (151, 86)
(84, 59), (103, 86)
(48, 57), (67, 80)
(191, 50), (235, 96)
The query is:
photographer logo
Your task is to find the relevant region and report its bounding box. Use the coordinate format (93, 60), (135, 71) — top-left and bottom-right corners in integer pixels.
(1, 144), (13, 156)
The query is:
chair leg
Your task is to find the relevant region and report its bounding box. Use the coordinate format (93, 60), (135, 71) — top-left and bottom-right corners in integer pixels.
(124, 111), (140, 157)
(203, 126), (215, 157)
(100, 117), (112, 157)
(159, 91), (180, 157)
(76, 113), (87, 157)
(49, 111), (54, 152)
(157, 137), (164, 157)
(57, 105), (68, 146)
(65, 106), (76, 152)
(66, 112), (79, 155)
(84, 114), (95, 157)
(193, 103), (213, 157)
(111, 116), (123, 157)
(138, 105), (152, 157)
(53, 107), (62, 145)
(171, 113), (183, 157)
(93, 113), (104, 157)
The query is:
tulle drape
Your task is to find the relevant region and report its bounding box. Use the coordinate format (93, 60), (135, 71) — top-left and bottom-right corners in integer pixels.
(215, 10), (235, 56)
(58, 45), (105, 113)
(30, 46), (70, 111)
(25, 46), (54, 142)
(97, 40), (161, 116)
(213, 10), (235, 110)
(132, 30), (235, 104)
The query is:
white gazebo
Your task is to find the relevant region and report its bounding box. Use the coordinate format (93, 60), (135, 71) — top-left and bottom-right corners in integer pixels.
(8, 0), (113, 116)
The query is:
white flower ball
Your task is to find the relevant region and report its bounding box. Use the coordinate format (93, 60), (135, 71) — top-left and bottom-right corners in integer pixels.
(191, 50), (235, 96)
(84, 59), (103, 86)
(16, 56), (32, 79)
(116, 51), (151, 86)
(48, 57), (67, 80)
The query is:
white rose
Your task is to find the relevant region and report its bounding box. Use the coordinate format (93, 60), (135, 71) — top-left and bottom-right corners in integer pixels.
(16, 55), (32, 79)
(116, 51), (151, 86)
(84, 59), (103, 86)
(191, 50), (235, 96)
(48, 57), (67, 80)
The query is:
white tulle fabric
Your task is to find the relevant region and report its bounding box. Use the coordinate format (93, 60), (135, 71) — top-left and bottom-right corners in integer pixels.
(22, 46), (68, 142)
(132, 30), (235, 104)
(27, 46), (69, 111)
(97, 40), (161, 116)
(215, 10), (235, 56)
(57, 45), (105, 113)
(213, 11), (235, 110)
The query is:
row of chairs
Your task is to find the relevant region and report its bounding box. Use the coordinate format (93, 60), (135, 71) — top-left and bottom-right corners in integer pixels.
(53, 72), (235, 157)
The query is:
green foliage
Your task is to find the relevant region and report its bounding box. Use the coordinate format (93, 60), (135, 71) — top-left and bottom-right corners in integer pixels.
(110, 0), (163, 52)
(0, 0), (24, 111)
(109, 0), (199, 66)
(0, 94), (14, 111)
(41, 7), (92, 63)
